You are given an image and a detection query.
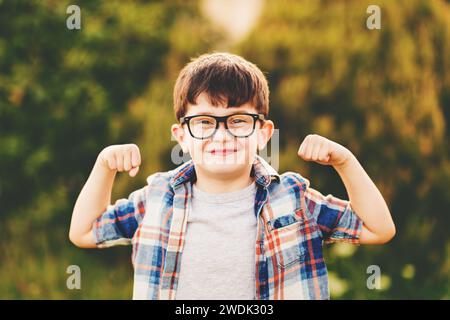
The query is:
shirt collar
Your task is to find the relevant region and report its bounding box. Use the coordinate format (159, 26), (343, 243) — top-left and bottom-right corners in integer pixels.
(169, 155), (280, 189)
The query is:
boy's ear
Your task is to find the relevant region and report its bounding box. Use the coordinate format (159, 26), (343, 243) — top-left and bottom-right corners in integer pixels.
(171, 123), (189, 153)
(257, 120), (274, 151)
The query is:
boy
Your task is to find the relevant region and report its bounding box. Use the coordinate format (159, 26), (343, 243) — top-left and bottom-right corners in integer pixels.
(69, 52), (396, 300)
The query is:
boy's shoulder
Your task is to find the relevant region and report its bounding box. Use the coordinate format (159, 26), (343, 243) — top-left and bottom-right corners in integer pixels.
(145, 170), (173, 187)
(261, 171), (312, 219)
(144, 160), (195, 191)
(272, 171), (311, 192)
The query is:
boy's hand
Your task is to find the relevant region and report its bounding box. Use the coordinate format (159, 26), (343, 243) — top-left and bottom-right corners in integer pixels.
(97, 144), (141, 177)
(298, 134), (353, 168)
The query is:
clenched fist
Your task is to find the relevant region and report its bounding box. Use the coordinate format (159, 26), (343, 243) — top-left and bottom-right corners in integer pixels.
(97, 144), (141, 177)
(298, 134), (353, 167)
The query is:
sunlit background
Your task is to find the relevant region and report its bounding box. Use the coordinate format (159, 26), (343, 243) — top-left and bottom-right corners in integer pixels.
(0, 0), (449, 299)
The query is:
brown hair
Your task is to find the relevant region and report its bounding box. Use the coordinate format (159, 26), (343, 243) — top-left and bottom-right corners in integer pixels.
(173, 52), (269, 121)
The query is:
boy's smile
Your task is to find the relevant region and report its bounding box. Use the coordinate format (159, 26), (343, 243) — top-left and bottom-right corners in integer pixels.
(207, 148), (237, 157)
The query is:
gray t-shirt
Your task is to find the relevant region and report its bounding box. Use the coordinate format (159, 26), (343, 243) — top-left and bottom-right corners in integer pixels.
(175, 181), (258, 300)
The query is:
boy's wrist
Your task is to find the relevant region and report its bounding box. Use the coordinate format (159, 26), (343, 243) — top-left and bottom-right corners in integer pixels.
(333, 151), (357, 172)
(94, 155), (116, 176)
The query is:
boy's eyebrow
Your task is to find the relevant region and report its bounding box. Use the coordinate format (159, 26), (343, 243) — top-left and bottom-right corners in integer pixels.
(188, 110), (255, 116)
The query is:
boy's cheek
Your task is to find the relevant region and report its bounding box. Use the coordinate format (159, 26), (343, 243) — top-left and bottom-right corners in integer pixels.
(188, 142), (206, 162)
(256, 132), (267, 151)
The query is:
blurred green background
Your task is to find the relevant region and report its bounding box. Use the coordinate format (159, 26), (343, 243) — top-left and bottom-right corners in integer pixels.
(0, 0), (449, 299)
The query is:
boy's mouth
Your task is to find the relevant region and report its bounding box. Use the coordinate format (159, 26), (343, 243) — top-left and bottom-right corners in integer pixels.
(208, 148), (238, 156)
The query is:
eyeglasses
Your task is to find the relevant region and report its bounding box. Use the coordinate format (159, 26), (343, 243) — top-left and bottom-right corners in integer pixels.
(180, 113), (265, 139)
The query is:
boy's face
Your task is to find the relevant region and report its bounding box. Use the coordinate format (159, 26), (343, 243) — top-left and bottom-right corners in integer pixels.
(172, 92), (274, 178)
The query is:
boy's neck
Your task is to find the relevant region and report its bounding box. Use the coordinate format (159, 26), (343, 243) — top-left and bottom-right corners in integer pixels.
(193, 164), (254, 194)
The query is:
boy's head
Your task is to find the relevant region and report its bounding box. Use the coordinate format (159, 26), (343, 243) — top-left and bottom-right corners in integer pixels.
(171, 52), (274, 178)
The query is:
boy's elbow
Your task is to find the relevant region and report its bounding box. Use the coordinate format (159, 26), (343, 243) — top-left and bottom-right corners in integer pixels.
(387, 220), (396, 240)
(69, 231), (82, 248)
(378, 224), (396, 244)
(388, 224), (396, 241)
(69, 230), (92, 248)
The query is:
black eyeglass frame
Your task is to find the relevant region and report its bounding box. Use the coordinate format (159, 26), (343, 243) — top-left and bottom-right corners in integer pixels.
(179, 113), (265, 139)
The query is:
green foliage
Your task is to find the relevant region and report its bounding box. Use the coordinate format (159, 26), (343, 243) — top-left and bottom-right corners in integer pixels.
(0, 0), (448, 299)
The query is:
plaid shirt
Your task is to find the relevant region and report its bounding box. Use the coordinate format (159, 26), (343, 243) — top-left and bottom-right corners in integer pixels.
(92, 155), (363, 300)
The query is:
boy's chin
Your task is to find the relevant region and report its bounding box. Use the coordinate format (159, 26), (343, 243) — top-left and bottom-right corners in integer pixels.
(198, 162), (249, 177)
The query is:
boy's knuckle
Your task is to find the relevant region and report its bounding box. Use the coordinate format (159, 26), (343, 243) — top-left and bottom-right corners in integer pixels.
(126, 144), (137, 152)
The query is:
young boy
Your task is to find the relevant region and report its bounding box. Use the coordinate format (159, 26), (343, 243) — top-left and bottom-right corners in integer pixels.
(69, 52), (396, 300)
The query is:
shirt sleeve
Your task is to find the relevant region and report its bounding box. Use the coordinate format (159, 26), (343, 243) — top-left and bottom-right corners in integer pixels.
(304, 186), (363, 245)
(92, 185), (148, 248)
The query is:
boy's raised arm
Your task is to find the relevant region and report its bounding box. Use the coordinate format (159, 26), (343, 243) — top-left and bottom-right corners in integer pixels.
(298, 134), (396, 245)
(69, 144), (141, 248)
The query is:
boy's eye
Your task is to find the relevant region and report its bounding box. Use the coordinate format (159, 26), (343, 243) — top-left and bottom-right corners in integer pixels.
(192, 117), (215, 126)
(201, 119), (215, 125)
(229, 116), (252, 125)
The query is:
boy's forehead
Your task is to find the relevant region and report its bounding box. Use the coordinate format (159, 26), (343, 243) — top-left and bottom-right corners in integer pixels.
(186, 94), (258, 116)
(185, 105), (258, 116)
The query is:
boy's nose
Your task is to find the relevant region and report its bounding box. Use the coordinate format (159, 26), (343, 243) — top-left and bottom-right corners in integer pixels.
(212, 122), (232, 140)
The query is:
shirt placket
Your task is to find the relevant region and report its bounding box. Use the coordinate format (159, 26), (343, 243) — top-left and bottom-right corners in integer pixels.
(159, 183), (191, 300)
(254, 186), (269, 300)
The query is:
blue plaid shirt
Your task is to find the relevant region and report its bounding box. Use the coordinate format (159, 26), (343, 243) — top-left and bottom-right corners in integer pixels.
(93, 155), (363, 299)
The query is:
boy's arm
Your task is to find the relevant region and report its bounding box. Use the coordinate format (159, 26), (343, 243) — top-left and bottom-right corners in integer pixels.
(69, 144), (141, 248)
(298, 134), (396, 245)
(333, 153), (396, 244)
